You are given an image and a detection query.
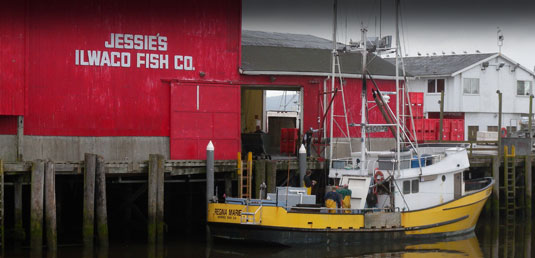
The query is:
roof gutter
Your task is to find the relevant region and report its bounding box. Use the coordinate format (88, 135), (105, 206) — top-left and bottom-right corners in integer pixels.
(240, 70), (412, 80)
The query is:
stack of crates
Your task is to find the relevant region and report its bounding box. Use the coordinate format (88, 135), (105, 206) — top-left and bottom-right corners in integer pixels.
(406, 92), (425, 142)
(449, 119), (465, 141)
(424, 119), (438, 141)
(406, 118), (425, 142)
(280, 128), (298, 155)
(408, 92), (424, 118)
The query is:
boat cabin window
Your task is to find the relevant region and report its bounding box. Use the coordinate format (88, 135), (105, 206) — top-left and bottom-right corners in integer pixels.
(411, 180), (419, 193)
(403, 181), (411, 194)
(403, 180), (420, 194)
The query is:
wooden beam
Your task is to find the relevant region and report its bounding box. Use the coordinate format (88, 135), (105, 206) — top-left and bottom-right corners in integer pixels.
(95, 156), (109, 248)
(83, 153), (96, 248)
(16, 116), (23, 161)
(30, 160), (45, 252)
(44, 161), (57, 251)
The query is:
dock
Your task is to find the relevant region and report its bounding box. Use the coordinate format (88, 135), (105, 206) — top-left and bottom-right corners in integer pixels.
(0, 140), (532, 251)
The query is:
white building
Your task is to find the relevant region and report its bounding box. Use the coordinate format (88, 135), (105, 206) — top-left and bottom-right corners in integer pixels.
(388, 53), (535, 140)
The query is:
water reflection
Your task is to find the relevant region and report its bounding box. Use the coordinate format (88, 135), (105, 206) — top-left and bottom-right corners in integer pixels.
(209, 233), (483, 257)
(4, 217), (535, 257)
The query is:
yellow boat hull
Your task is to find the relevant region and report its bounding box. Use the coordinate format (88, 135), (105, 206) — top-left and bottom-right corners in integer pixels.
(207, 178), (493, 245)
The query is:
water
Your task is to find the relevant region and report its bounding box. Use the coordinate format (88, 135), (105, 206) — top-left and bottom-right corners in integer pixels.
(3, 216), (534, 257)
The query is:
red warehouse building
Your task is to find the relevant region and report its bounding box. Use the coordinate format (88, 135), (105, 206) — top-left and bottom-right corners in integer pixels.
(0, 1), (400, 162)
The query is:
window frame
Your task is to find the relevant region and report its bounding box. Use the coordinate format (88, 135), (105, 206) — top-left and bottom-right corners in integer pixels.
(517, 80), (533, 96)
(411, 179), (419, 193)
(427, 79), (445, 94)
(403, 180), (411, 194)
(463, 78), (480, 95)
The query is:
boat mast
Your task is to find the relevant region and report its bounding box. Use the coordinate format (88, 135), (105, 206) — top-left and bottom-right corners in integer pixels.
(360, 27), (367, 172)
(395, 0), (401, 176)
(329, 0), (337, 169)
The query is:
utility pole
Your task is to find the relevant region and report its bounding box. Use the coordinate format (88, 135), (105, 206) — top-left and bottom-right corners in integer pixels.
(497, 90), (503, 154)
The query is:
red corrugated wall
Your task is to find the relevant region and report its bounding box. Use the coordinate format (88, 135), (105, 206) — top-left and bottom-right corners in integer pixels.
(0, 2), (25, 116)
(1, 0), (241, 159)
(2, 0), (241, 136)
(170, 83), (240, 160)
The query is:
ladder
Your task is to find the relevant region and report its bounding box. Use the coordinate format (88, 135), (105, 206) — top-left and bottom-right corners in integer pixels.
(240, 203), (263, 225)
(238, 152), (253, 199)
(0, 159), (4, 251)
(503, 145), (516, 220)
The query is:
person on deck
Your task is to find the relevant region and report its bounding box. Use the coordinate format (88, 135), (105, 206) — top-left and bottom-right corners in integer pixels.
(337, 184), (352, 213)
(303, 170), (317, 195)
(324, 187), (341, 214)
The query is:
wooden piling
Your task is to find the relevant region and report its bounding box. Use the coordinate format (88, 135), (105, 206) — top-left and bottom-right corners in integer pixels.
(492, 155), (500, 219)
(95, 155), (109, 248)
(83, 153), (96, 248)
(254, 160), (266, 198)
(14, 176), (25, 242)
(148, 154), (157, 245)
(526, 155), (532, 218)
(266, 161), (277, 194)
(156, 154), (164, 246)
(148, 154), (164, 245)
(31, 160), (45, 251)
(44, 160), (57, 251)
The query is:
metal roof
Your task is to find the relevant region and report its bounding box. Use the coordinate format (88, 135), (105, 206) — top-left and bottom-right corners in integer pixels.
(385, 53), (496, 77)
(241, 30), (402, 78)
(242, 30), (345, 49)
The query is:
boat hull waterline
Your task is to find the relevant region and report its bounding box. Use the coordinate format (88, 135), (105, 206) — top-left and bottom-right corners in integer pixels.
(207, 179), (493, 245)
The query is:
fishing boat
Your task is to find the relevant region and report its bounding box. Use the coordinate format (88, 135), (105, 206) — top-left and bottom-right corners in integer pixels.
(207, 0), (493, 246)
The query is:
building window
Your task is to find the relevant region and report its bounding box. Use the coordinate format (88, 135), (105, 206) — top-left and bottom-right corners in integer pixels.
(403, 180), (411, 194)
(427, 79), (445, 93)
(517, 81), (532, 96)
(463, 78), (479, 94)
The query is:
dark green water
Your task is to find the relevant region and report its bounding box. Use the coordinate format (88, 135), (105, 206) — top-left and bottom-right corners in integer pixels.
(3, 216), (533, 257)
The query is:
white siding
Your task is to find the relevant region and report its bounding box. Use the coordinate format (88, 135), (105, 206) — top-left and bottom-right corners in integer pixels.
(409, 55), (534, 137)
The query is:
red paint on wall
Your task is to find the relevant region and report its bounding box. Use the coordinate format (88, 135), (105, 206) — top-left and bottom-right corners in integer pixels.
(0, 2), (25, 115)
(2, 0), (241, 138)
(170, 83), (240, 160)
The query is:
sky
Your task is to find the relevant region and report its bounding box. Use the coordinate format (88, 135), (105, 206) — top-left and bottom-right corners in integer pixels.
(243, 0), (535, 71)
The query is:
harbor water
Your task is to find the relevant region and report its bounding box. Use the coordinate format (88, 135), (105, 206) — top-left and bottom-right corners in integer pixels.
(3, 215), (533, 257)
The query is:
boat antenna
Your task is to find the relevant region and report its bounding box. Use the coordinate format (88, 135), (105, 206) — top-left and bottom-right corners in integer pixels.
(360, 26), (368, 172)
(329, 0), (337, 171)
(395, 0), (401, 176)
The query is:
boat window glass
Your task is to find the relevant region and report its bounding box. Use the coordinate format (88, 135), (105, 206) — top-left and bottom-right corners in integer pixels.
(442, 175), (446, 182)
(411, 180), (419, 193)
(487, 126), (498, 132)
(403, 180), (411, 194)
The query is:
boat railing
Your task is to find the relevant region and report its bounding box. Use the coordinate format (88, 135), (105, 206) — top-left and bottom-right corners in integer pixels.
(240, 202), (263, 225)
(465, 177), (493, 192)
(287, 205), (394, 214)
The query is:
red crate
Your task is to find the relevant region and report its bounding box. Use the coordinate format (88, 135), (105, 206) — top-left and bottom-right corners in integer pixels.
(439, 119), (451, 141)
(409, 92), (424, 105)
(287, 139), (297, 155)
(287, 128), (298, 141)
(280, 141), (287, 153)
(424, 119), (437, 141)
